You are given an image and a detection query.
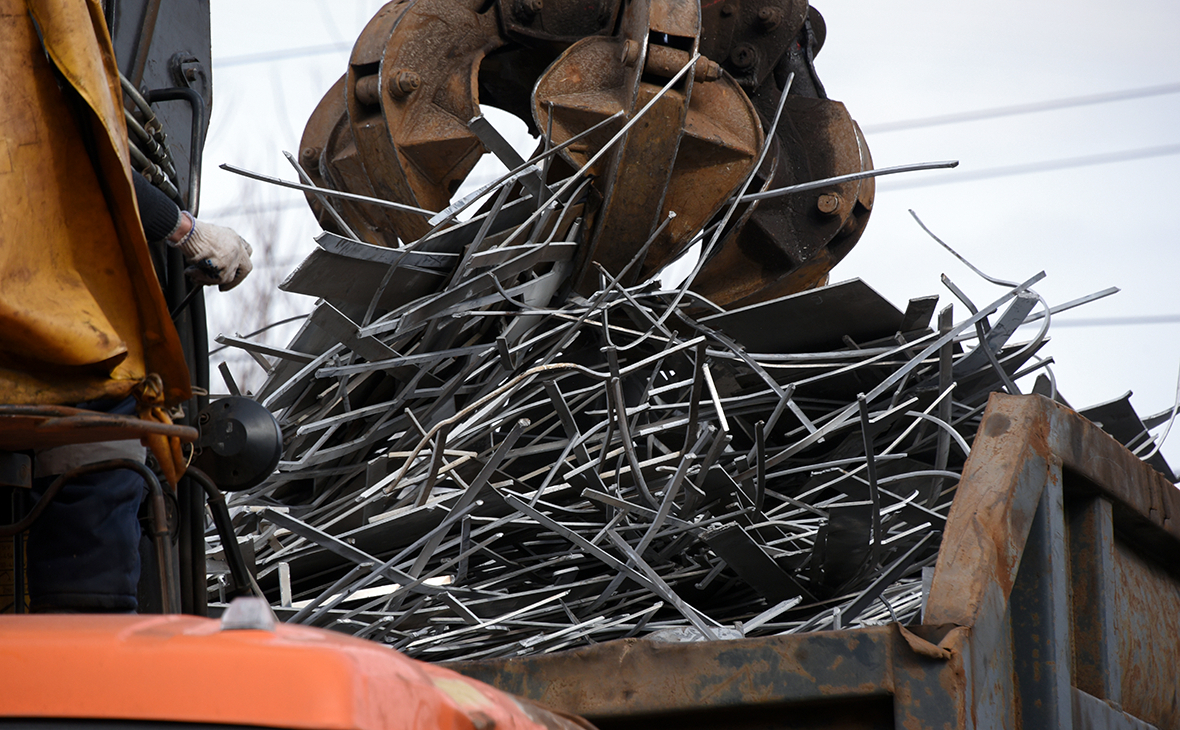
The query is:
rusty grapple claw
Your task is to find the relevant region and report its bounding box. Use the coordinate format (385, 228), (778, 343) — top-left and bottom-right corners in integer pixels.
(299, 0), (872, 309)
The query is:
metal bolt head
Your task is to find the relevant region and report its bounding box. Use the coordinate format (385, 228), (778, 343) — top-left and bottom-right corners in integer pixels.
(300, 146), (322, 175)
(817, 192), (842, 215)
(757, 6), (782, 31)
(389, 69), (422, 98)
(694, 57), (722, 82)
(515, 0), (542, 21)
(730, 43), (757, 70)
(720, 3), (736, 16)
(620, 39), (641, 67)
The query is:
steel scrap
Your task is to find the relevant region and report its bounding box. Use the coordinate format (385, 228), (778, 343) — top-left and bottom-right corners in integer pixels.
(206, 0), (1175, 661)
(208, 154), (1170, 660)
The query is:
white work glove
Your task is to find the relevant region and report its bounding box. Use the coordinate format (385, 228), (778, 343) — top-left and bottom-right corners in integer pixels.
(170, 212), (254, 291)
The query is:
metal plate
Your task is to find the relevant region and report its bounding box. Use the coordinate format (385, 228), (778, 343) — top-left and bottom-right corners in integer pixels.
(699, 278), (903, 353)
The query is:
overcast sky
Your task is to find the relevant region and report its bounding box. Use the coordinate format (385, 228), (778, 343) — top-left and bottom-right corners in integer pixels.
(200, 0), (1180, 465)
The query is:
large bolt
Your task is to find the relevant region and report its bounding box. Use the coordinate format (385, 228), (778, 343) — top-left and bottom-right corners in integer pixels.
(817, 192), (842, 215)
(757, 6), (782, 31)
(300, 146), (321, 174)
(620, 39), (641, 67)
(720, 3), (736, 16)
(515, 0), (542, 21)
(389, 69), (421, 98)
(694, 57), (722, 82)
(355, 75), (381, 105)
(730, 43), (757, 70)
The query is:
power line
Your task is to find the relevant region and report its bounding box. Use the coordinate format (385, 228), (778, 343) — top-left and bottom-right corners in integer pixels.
(863, 82), (1180, 134)
(1049, 315), (1180, 329)
(216, 42), (352, 68)
(879, 143), (1180, 190)
(206, 143), (1180, 214)
(203, 200), (310, 218)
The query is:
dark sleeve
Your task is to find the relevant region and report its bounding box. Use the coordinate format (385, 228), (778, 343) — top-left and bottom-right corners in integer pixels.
(132, 172), (183, 242)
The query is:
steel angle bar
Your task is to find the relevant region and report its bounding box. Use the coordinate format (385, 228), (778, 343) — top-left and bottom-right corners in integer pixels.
(404, 590), (572, 649)
(214, 335), (316, 364)
(517, 615), (607, 651)
(912, 211), (1017, 288)
(858, 396), (884, 566)
(742, 596), (803, 634)
(219, 162), (434, 217)
(319, 513), (510, 624)
(701, 364), (730, 434)
(414, 424), (452, 507)
(315, 231), (459, 270)
(391, 236), (591, 334)
(740, 160), (960, 203)
(840, 531), (937, 626)
(704, 345), (899, 361)
(499, 494), (709, 629)
(1022, 286), (1119, 323)
(408, 419), (528, 573)
(734, 273), (1048, 480)
(262, 507), (467, 598)
(603, 530), (719, 638)
(295, 398), (408, 436)
(261, 342), (347, 410)
(288, 562), (373, 624)
(902, 411), (972, 456)
(377, 531), (507, 610)
(284, 151), (360, 241)
(435, 270), (568, 323)
(279, 408), (400, 469)
(467, 115), (549, 203)
(763, 453), (910, 482)
(579, 490), (694, 530)
(952, 291), (1039, 378)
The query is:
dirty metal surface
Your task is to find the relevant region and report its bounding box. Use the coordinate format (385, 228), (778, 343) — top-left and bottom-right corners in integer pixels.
(298, 0), (873, 308)
(212, 1), (1180, 725)
(452, 623), (962, 730)
(692, 98), (873, 309)
(533, 0), (765, 294)
(698, 0), (810, 92)
(0, 405), (198, 451)
(924, 392), (1180, 729)
(1110, 539), (1180, 728)
(299, 74), (404, 246)
(926, 393), (1180, 629)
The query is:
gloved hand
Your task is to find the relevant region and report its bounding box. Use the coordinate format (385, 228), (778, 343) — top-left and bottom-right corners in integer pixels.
(169, 212), (254, 291)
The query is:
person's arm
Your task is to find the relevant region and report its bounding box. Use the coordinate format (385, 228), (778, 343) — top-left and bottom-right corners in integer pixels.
(132, 173), (254, 291)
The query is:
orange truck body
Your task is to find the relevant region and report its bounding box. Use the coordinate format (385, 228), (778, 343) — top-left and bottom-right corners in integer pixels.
(0, 614), (585, 730)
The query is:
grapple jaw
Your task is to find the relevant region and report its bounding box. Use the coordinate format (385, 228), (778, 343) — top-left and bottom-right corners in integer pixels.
(297, 0), (873, 310)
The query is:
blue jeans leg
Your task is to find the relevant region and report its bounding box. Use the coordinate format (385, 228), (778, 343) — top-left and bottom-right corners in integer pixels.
(26, 466), (145, 612)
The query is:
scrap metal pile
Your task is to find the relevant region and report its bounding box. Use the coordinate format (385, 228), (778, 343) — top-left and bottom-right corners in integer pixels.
(209, 0), (1173, 661)
(214, 208), (1157, 661)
